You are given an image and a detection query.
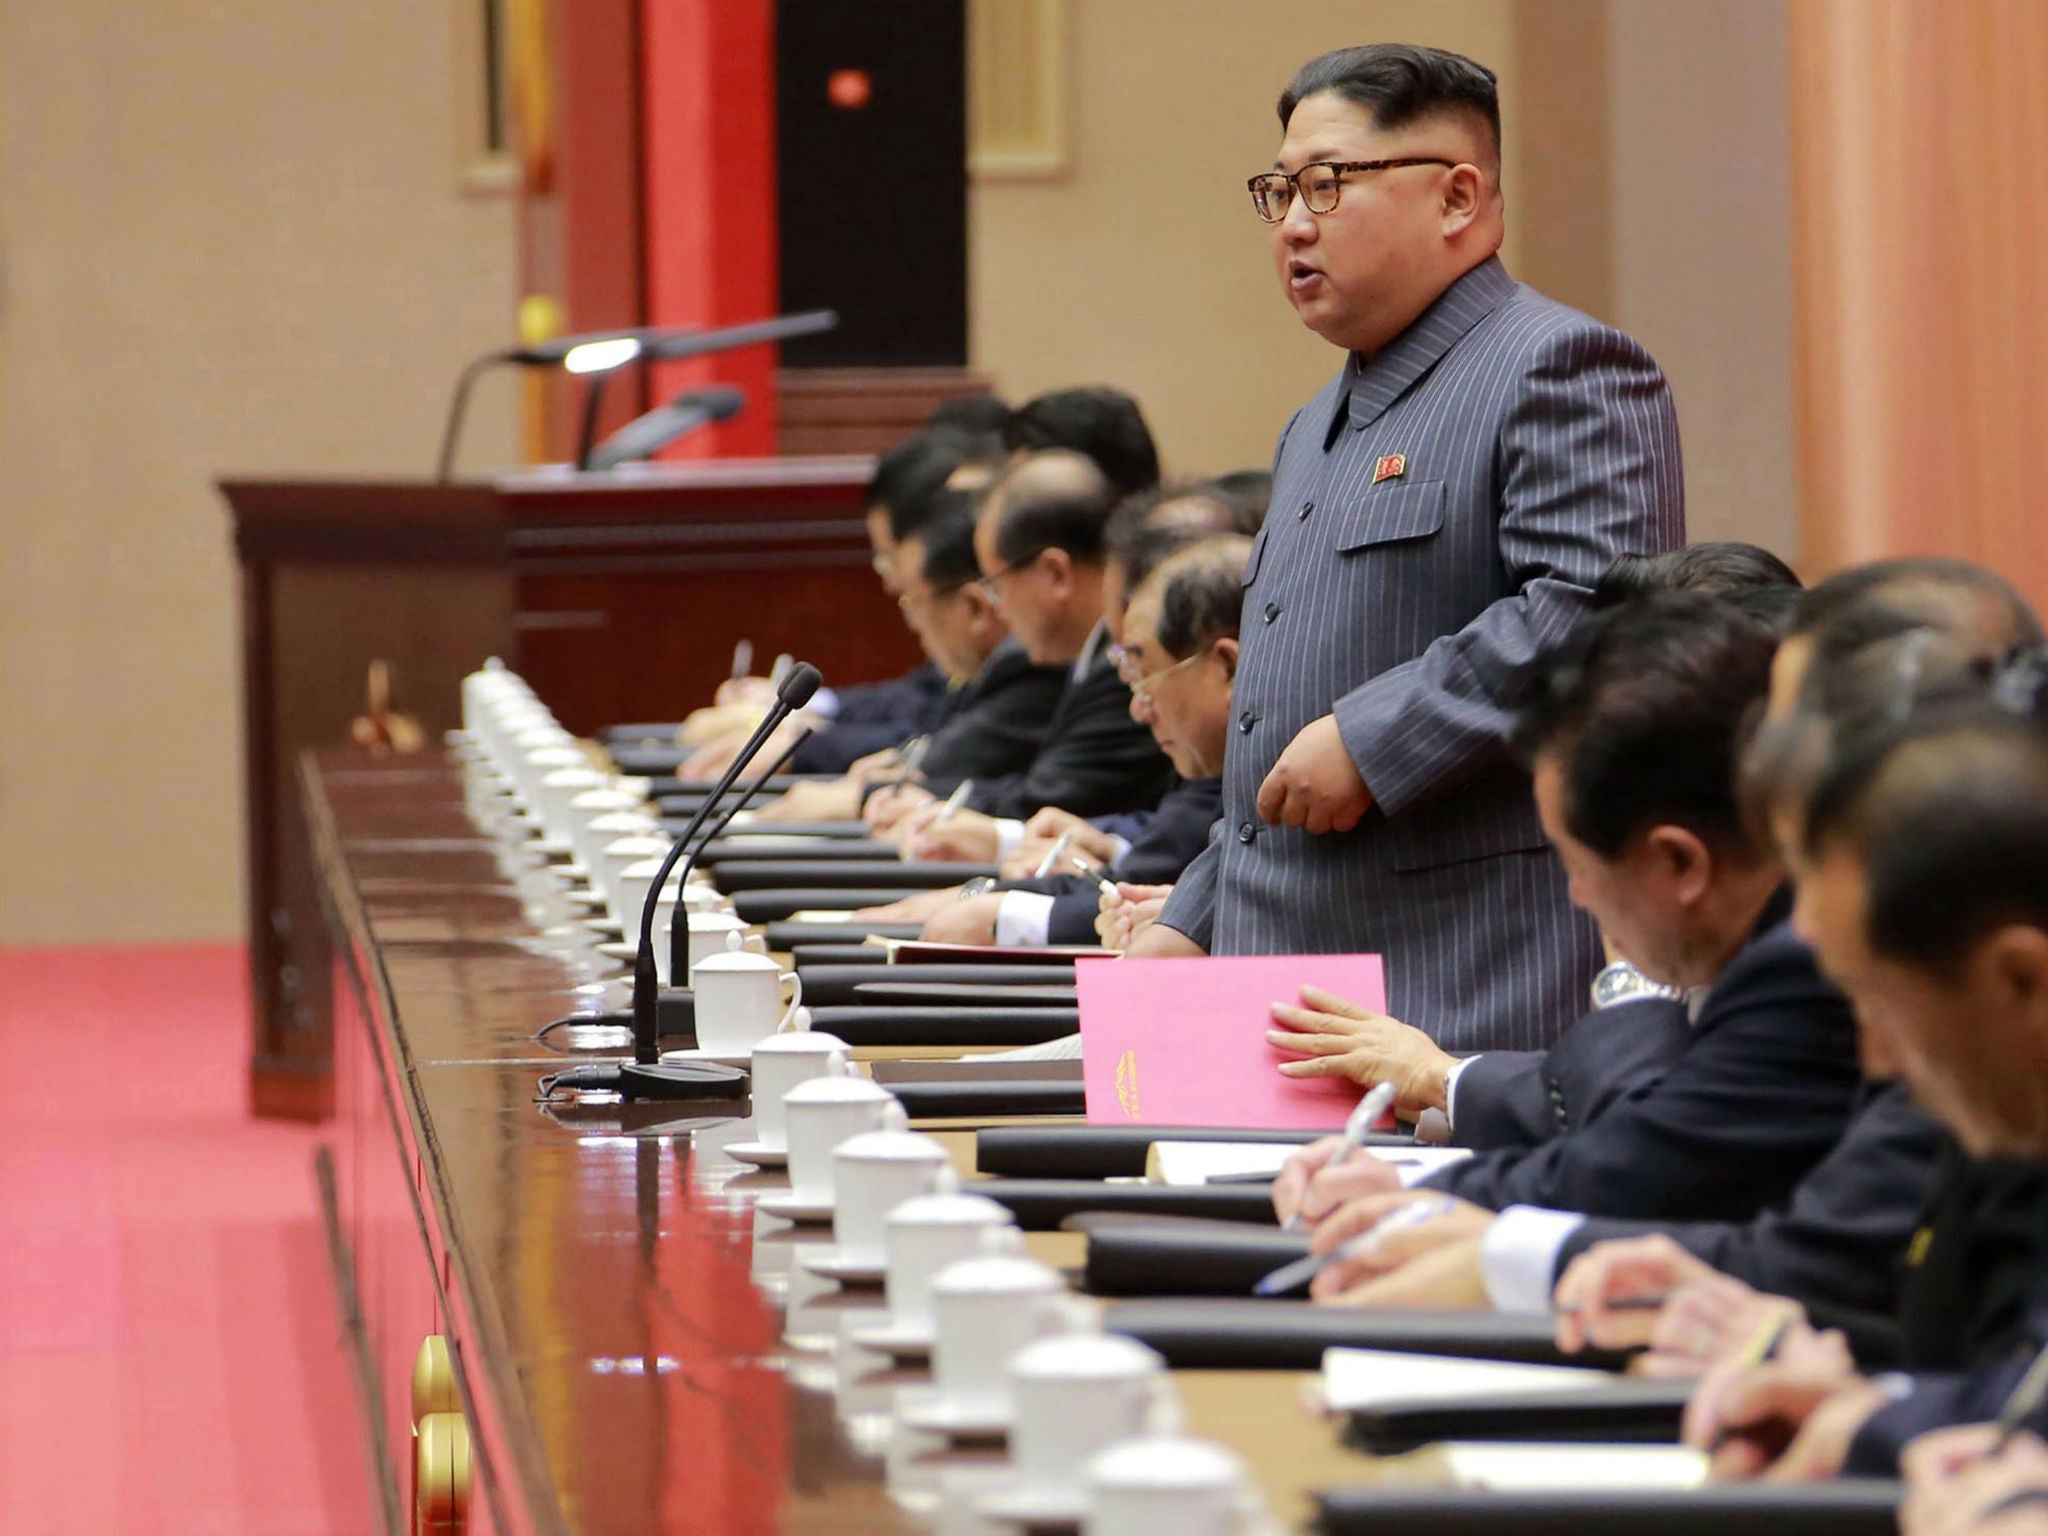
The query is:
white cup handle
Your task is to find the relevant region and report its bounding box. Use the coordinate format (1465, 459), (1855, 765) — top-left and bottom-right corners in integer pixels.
(826, 1048), (852, 1077)
(745, 932), (768, 955)
(776, 970), (804, 1029)
(1143, 1376), (1184, 1436)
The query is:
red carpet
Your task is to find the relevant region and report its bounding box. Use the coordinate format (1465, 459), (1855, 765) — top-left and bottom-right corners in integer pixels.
(0, 944), (374, 1536)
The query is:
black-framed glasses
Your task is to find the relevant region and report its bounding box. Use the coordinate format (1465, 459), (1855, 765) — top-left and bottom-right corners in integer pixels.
(1246, 158), (1457, 223)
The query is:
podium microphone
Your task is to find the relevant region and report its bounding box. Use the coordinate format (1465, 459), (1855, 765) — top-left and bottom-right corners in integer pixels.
(586, 386), (746, 472)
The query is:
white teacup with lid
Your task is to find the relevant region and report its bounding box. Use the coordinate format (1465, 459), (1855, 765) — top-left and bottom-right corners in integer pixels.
(860, 1169), (1013, 1352)
(744, 1018), (851, 1153)
(537, 765), (610, 846)
(771, 1074), (898, 1213)
(910, 1236), (1070, 1435)
(674, 908), (762, 983)
(823, 1114), (951, 1271)
(687, 939), (803, 1056)
(1082, 1436), (1256, 1536)
(983, 1334), (1177, 1522)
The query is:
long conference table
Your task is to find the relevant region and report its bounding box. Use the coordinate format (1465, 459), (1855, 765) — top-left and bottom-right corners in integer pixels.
(307, 746), (1392, 1536)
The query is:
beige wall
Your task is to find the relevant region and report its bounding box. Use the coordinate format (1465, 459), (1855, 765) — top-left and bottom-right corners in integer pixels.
(969, 0), (1523, 478)
(0, 1), (517, 941)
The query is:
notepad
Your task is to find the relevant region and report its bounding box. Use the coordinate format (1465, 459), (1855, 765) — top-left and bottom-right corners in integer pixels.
(1385, 1441), (1710, 1492)
(789, 909), (865, 924)
(1144, 1141), (1474, 1186)
(1319, 1348), (1612, 1413)
(968, 1033), (1085, 1063)
(1077, 953), (1388, 1129)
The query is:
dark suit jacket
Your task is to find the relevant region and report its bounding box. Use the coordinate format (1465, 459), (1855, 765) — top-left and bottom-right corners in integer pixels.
(1000, 777), (1224, 945)
(1895, 1151), (2048, 1370)
(928, 639), (1175, 822)
(791, 661), (953, 774)
(910, 640), (1068, 787)
(1422, 899), (1864, 1222)
(1450, 997), (1694, 1151)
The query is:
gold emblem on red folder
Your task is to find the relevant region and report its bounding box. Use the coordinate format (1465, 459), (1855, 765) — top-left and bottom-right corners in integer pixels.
(1372, 454), (1407, 485)
(1115, 1049), (1142, 1120)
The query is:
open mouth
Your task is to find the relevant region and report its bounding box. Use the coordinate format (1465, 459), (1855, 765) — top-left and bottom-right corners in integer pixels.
(1287, 259), (1325, 294)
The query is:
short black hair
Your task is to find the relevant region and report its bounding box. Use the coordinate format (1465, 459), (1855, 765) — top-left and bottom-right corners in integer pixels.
(1806, 704), (2048, 977)
(1003, 387), (1161, 498)
(1106, 484), (1254, 592)
(1147, 537), (1254, 660)
(1595, 543), (1802, 605)
(1516, 593), (1779, 860)
(1279, 44), (1501, 168)
(987, 451), (1116, 569)
(903, 487), (986, 593)
(1793, 558), (2045, 652)
(927, 392), (1011, 436)
(1202, 469), (1272, 530)
(870, 428), (979, 541)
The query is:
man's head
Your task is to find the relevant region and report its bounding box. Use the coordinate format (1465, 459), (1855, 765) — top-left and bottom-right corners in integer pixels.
(1101, 484), (1261, 642)
(1259, 44), (1505, 357)
(894, 488), (1008, 682)
(1799, 705), (2048, 1155)
(1516, 593), (1782, 989)
(974, 450), (1116, 666)
(865, 428), (985, 594)
(1594, 542), (1803, 635)
(1118, 538), (1249, 778)
(1003, 387), (1161, 498)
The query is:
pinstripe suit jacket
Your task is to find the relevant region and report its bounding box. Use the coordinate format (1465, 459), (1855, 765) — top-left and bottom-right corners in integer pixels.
(1159, 256), (1684, 1052)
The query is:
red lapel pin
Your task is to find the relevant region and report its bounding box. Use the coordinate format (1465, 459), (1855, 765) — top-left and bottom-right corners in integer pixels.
(1372, 453), (1407, 485)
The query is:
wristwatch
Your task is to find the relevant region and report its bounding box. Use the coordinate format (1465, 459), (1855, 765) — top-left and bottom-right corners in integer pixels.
(1590, 959), (1684, 1009)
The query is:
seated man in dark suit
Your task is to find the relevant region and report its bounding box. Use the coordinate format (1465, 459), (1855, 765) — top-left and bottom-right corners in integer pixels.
(864, 450), (1176, 833)
(1270, 595), (1865, 1299)
(909, 535), (1251, 947)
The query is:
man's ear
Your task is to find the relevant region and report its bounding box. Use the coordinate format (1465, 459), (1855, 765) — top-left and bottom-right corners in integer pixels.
(1213, 635), (1240, 680)
(1643, 824), (1715, 908)
(1981, 925), (2048, 1017)
(1441, 163), (1486, 237)
(1038, 546), (1075, 592)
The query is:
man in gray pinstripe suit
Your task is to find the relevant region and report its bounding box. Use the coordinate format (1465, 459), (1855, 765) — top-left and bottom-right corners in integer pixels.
(1130, 44), (1685, 1054)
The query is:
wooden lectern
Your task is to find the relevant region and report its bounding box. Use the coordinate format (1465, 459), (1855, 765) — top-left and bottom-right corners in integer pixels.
(223, 459), (918, 1120)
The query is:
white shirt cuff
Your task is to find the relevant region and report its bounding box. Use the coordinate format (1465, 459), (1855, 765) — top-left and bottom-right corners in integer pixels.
(995, 891), (1056, 947)
(1102, 833), (1132, 865)
(993, 818), (1027, 860)
(1444, 1054), (1481, 1131)
(1479, 1204), (1588, 1312)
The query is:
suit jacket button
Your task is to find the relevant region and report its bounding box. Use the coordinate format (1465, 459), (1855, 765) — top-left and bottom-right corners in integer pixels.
(1238, 709), (1257, 734)
(1263, 601), (1282, 624)
(1297, 500), (1314, 521)
(1237, 821), (1257, 844)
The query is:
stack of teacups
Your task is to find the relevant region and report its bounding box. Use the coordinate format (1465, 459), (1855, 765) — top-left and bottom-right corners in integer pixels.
(973, 1334), (1180, 1525)
(1080, 1437), (1258, 1536)
(758, 1074), (900, 1222)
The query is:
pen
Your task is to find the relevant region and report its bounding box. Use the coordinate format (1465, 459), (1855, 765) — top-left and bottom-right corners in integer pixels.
(1555, 1293), (1671, 1317)
(729, 638), (753, 681)
(1034, 828), (1075, 878)
(1071, 855), (1120, 899)
(1252, 1194), (1454, 1296)
(1992, 1338), (2048, 1453)
(1281, 1080), (1397, 1233)
(935, 779), (972, 826)
(1707, 1306), (1798, 1451)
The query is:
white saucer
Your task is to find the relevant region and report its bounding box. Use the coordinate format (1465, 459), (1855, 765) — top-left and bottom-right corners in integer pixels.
(897, 1388), (1012, 1442)
(538, 835), (576, 858)
(596, 940), (636, 961)
(584, 917), (625, 938)
(756, 1190), (836, 1223)
(974, 1482), (1088, 1528)
(659, 1046), (754, 1069)
(797, 1248), (888, 1286)
(722, 1140), (788, 1167)
(564, 886), (606, 908)
(845, 1318), (935, 1362)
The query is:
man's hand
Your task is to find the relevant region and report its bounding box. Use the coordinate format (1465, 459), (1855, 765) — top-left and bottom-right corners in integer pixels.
(1121, 920), (1205, 959)
(1319, 1232), (1491, 1310)
(1256, 714), (1373, 833)
(864, 783), (935, 834)
(715, 676), (776, 710)
(1554, 1233), (1724, 1355)
(920, 893), (1002, 946)
(904, 808), (1001, 863)
(852, 887), (965, 924)
(1681, 1318), (1865, 1480)
(1269, 1136), (1403, 1228)
(757, 778), (861, 823)
(1266, 984), (1456, 1116)
(1096, 882), (1172, 951)
(1903, 1428), (2048, 1536)
(1021, 807), (1119, 861)
(679, 732), (747, 781)
(1303, 1191), (1494, 1299)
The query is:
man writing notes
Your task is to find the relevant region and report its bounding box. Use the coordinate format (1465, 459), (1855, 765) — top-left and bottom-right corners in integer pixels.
(1130, 44), (1684, 1052)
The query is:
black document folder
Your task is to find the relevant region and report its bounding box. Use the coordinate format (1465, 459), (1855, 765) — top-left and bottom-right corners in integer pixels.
(717, 860), (998, 893)
(1313, 1482), (1900, 1536)
(1098, 1299), (1633, 1371)
(970, 1178), (1280, 1230)
(886, 1080), (1086, 1119)
(1341, 1379), (1696, 1453)
(803, 1004), (1078, 1047)
(974, 1124), (1382, 1179)
(794, 962), (1077, 1006)
(1073, 1213), (1310, 1296)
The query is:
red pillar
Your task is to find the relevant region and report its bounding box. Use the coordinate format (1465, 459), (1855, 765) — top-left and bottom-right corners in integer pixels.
(640, 0), (780, 459)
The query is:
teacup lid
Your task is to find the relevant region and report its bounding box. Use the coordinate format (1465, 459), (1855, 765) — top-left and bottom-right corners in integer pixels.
(782, 1075), (894, 1106)
(886, 1187), (1010, 1228)
(1009, 1332), (1163, 1382)
(572, 788), (643, 810)
(685, 908), (747, 928)
(524, 745), (585, 766)
(930, 1252), (1062, 1298)
(542, 766), (607, 787)
(752, 1028), (849, 1056)
(608, 837), (672, 861)
(1085, 1436), (1245, 1493)
(691, 946), (777, 974)
(834, 1127), (948, 1164)
(620, 856), (683, 881)
(588, 812), (657, 834)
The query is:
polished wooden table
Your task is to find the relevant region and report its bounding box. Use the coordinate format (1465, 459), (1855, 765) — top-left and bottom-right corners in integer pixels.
(305, 749), (1365, 1536)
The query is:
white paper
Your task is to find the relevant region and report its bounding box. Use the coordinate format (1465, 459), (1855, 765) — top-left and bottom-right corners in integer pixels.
(966, 1033), (1085, 1063)
(1319, 1347), (1611, 1412)
(789, 909), (864, 924)
(1432, 1442), (1709, 1491)
(1142, 1140), (1471, 1186)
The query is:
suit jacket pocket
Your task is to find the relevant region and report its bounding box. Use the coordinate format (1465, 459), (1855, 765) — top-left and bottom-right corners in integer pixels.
(1333, 482), (1446, 552)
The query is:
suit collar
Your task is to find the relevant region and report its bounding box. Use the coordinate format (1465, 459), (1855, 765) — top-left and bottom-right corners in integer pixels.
(1323, 254), (1517, 445)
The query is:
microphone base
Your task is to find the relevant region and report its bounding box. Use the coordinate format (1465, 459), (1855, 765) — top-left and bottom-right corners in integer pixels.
(618, 1061), (748, 1101)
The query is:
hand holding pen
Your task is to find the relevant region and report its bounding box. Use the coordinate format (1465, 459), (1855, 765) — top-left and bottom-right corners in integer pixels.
(1278, 1081), (1396, 1233)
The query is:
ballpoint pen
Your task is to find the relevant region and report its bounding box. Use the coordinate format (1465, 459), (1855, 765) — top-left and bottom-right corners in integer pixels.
(1253, 1192), (1454, 1296)
(934, 779), (972, 826)
(1992, 1338), (2048, 1453)
(1034, 828), (1075, 878)
(1071, 855), (1120, 899)
(1280, 1079), (1397, 1233)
